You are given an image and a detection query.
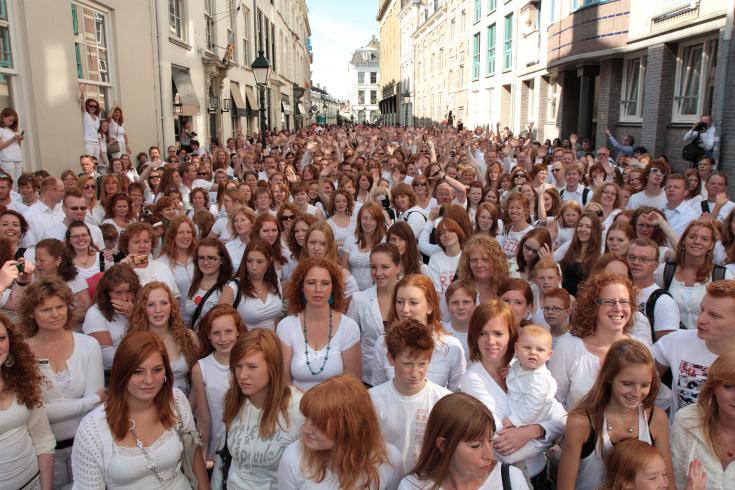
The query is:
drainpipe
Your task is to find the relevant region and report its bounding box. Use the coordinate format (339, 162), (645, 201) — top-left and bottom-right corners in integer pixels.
(712, 0), (734, 163)
(152, 0), (166, 147)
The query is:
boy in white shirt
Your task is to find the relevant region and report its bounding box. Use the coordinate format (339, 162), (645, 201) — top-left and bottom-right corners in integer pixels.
(501, 324), (563, 460)
(541, 288), (572, 349)
(369, 318), (451, 472)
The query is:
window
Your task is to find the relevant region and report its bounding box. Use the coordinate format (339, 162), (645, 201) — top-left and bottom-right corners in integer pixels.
(168, 0), (183, 39)
(503, 14), (513, 71)
(472, 32), (480, 81)
(370, 72), (377, 84)
(257, 10), (263, 53)
(673, 38), (718, 121)
(225, 0), (236, 62)
(621, 56), (646, 121)
(486, 87), (494, 123)
(474, 0), (481, 23)
(358, 71), (365, 84)
(270, 23), (276, 70)
(487, 0), (496, 14)
(242, 7), (251, 64)
(0, 0), (11, 69)
(527, 79), (535, 122)
(572, 0), (602, 10)
(486, 24), (496, 76)
(204, 0), (215, 52)
(72, 2), (112, 110)
(358, 90), (365, 105)
(370, 90), (377, 105)
(546, 76), (558, 122)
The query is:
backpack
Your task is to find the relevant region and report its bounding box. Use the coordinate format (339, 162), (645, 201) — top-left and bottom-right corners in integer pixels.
(682, 137), (705, 162)
(559, 187), (591, 206)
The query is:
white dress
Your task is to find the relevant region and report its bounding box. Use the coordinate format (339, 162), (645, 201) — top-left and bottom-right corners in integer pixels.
(276, 314), (360, 392)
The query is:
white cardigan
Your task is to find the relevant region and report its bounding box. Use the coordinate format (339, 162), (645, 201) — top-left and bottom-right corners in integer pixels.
(346, 285), (385, 385)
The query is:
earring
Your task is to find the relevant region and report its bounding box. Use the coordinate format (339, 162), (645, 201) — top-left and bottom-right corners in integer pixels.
(3, 355), (14, 368)
(163, 375), (167, 383)
(328, 294), (334, 305)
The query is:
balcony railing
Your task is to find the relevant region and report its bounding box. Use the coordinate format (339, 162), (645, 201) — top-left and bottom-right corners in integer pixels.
(651, 0), (698, 20)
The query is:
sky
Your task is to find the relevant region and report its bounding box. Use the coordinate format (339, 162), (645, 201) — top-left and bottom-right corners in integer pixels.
(307, 0), (379, 100)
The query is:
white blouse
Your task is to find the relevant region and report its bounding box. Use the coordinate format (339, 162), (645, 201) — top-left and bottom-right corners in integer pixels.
(227, 280), (283, 330)
(276, 314), (360, 392)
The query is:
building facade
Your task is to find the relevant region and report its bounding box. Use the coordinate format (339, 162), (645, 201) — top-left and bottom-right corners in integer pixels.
(377, 0), (400, 126)
(398, 0), (422, 126)
(348, 36), (381, 123)
(311, 85), (342, 125)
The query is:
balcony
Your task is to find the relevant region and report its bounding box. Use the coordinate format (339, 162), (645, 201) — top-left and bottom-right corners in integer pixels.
(651, 0), (698, 20)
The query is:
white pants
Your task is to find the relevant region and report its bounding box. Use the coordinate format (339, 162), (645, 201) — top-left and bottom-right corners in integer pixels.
(83, 141), (100, 161)
(0, 160), (22, 189)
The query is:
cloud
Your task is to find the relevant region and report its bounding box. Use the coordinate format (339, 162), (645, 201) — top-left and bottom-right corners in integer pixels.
(307, 3), (378, 100)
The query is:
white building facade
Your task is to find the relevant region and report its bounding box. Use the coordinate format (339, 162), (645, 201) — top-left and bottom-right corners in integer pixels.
(348, 36), (381, 123)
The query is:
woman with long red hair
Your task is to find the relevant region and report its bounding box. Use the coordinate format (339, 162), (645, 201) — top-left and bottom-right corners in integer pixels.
(212, 328), (304, 489)
(341, 201), (387, 291)
(72, 331), (208, 488)
(277, 374), (403, 489)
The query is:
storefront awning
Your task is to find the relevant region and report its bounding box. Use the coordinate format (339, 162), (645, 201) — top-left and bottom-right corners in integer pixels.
(172, 68), (200, 116)
(296, 102), (306, 115)
(229, 82), (248, 117)
(281, 101), (293, 115)
(245, 86), (259, 111)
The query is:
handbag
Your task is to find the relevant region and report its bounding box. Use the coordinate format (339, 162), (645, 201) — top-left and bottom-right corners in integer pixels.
(176, 406), (204, 489)
(107, 126), (121, 153)
(682, 137), (704, 162)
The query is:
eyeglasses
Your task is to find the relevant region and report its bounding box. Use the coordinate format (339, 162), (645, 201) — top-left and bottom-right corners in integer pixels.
(197, 172), (208, 176)
(83, 184), (96, 190)
(197, 255), (221, 263)
(70, 234), (90, 240)
(66, 206), (88, 211)
(541, 306), (564, 313)
(413, 182), (426, 187)
(649, 168), (664, 175)
(150, 175), (161, 179)
(595, 298), (631, 307)
(87, 104), (99, 109)
(626, 254), (657, 264)
(551, 168), (561, 173)
(280, 215), (295, 221)
(513, 175), (526, 180)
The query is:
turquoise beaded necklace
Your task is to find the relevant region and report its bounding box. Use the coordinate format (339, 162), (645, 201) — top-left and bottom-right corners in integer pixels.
(302, 308), (333, 375)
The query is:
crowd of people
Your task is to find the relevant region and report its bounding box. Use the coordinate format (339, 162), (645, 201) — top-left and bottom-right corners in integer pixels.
(0, 100), (733, 490)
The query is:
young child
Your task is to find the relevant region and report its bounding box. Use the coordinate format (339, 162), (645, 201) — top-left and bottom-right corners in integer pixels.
(443, 280), (477, 361)
(369, 318), (451, 472)
(553, 200), (582, 247)
(530, 257), (562, 327)
(541, 288), (572, 348)
(501, 324), (564, 460)
(601, 439), (680, 490)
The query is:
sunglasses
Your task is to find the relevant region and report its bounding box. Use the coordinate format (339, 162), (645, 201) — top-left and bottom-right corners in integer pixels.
(66, 206), (88, 211)
(83, 184), (96, 190)
(197, 172), (208, 176)
(87, 104), (99, 109)
(280, 215), (295, 221)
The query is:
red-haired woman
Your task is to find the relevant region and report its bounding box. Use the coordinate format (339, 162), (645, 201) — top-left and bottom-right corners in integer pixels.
(190, 305), (245, 473)
(549, 272), (638, 411)
(249, 213), (288, 277)
(302, 221), (360, 302)
(0, 313), (56, 490)
(278, 375), (403, 489)
(460, 300), (564, 487)
(371, 274), (466, 391)
(108, 105), (130, 158)
(184, 238), (233, 330)
(0, 107), (24, 185)
(553, 211), (604, 296)
(71, 331), (208, 488)
(128, 282), (200, 395)
(20, 277), (104, 487)
(155, 216), (197, 312)
(557, 339), (673, 490)
(277, 257), (361, 391)
(428, 218), (465, 321)
(78, 175), (105, 226)
(213, 329), (304, 489)
(341, 201), (387, 291)
(498, 192), (534, 276)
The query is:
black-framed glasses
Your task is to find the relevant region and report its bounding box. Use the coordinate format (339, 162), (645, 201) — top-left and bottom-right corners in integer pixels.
(280, 215), (295, 221)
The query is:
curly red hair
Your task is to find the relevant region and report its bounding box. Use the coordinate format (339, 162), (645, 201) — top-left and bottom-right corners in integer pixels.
(0, 315), (44, 409)
(570, 271), (639, 338)
(285, 257), (346, 313)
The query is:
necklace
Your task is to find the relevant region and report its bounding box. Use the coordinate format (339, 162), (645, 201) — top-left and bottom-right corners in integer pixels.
(129, 419), (182, 483)
(302, 309), (333, 376)
(605, 410), (637, 434)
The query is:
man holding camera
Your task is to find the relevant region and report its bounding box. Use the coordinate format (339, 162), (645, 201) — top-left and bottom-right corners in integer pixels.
(682, 115), (715, 167)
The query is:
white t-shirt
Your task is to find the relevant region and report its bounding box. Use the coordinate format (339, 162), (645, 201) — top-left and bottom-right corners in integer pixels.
(627, 190), (667, 210)
(497, 225), (533, 276)
(345, 286), (387, 384)
(506, 363), (559, 427)
(276, 313), (360, 392)
(342, 235), (374, 291)
(547, 333), (600, 411)
(427, 251), (461, 322)
(371, 333), (466, 392)
(0, 127), (22, 161)
(369, 380), (451, 471)
(227, 280), (282, 330)
(182, 287), (221, 330)
(443, 322), (470, 361)
(82, 111), (100, 143)
(82, 304), (129, 370)
(652, 329), (717, 416)
(225, 238), (247, 273)
(133, 257), (181, 298)
(277, 441), (404, 490)
(398, 464), (529, 490)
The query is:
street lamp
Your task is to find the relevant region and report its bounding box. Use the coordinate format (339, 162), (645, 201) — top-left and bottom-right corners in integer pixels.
(323, 102), (328, 125)
(402, 90), (411, 127)
(251, 49), (271, 150)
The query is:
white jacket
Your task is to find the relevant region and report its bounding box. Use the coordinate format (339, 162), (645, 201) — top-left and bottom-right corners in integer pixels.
(670, 404), (735, 490)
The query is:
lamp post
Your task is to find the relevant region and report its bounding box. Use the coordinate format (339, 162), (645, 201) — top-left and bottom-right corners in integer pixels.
(323, 102), (328, 125)
(251, 49), (271, 150)
(402, 90), (411, 128)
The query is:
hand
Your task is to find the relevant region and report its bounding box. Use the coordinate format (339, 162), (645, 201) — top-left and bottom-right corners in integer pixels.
(537, 243), (553, 258)
(429, 206), (441, 221)
(111, 298), (135, 318)
(685, 459), (706, 490)
(96, 388), (109, 403)
(643, 211), (661, 226)
(14, 133), (24, 142)
(546, 219), (558, 240)
(0, 260), (19, 290)
(306, 141), (318, 151)
(592, 174), (604, 189)
(605, 128), (611, 136)
(17, 261), (34, 281)
(501, 417), (515, 429)
(570, 133), (578, 143)
(716, 192), (728, 207)
(103, 249), (114, 262)
(493, 425), (535, 456)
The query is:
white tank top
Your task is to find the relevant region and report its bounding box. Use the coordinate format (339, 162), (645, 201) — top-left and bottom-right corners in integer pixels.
(576, 405), (653, 490)
(198, 353), (230, 456)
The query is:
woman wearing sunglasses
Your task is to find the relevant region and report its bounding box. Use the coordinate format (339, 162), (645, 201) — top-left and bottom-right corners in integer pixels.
(80, 90), (101, 161)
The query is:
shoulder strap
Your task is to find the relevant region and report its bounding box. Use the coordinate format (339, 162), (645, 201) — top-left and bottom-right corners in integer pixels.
(231, 279), (242, 309)
(404, 210), (427, 222)
(501, 463), (511, 490)
(645, 289), (669, 341)
(559, 188), (565, 198)
(99, 252), (105, 273)
(662, 262), (677, 292)
(582, 187), (591, 205)
(712, 264), (727, 282)
(190, 283), (220, 327)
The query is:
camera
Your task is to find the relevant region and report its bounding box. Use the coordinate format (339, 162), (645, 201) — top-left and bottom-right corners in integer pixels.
(16, 262), (24, 274)
(694, 122), (707, 132)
